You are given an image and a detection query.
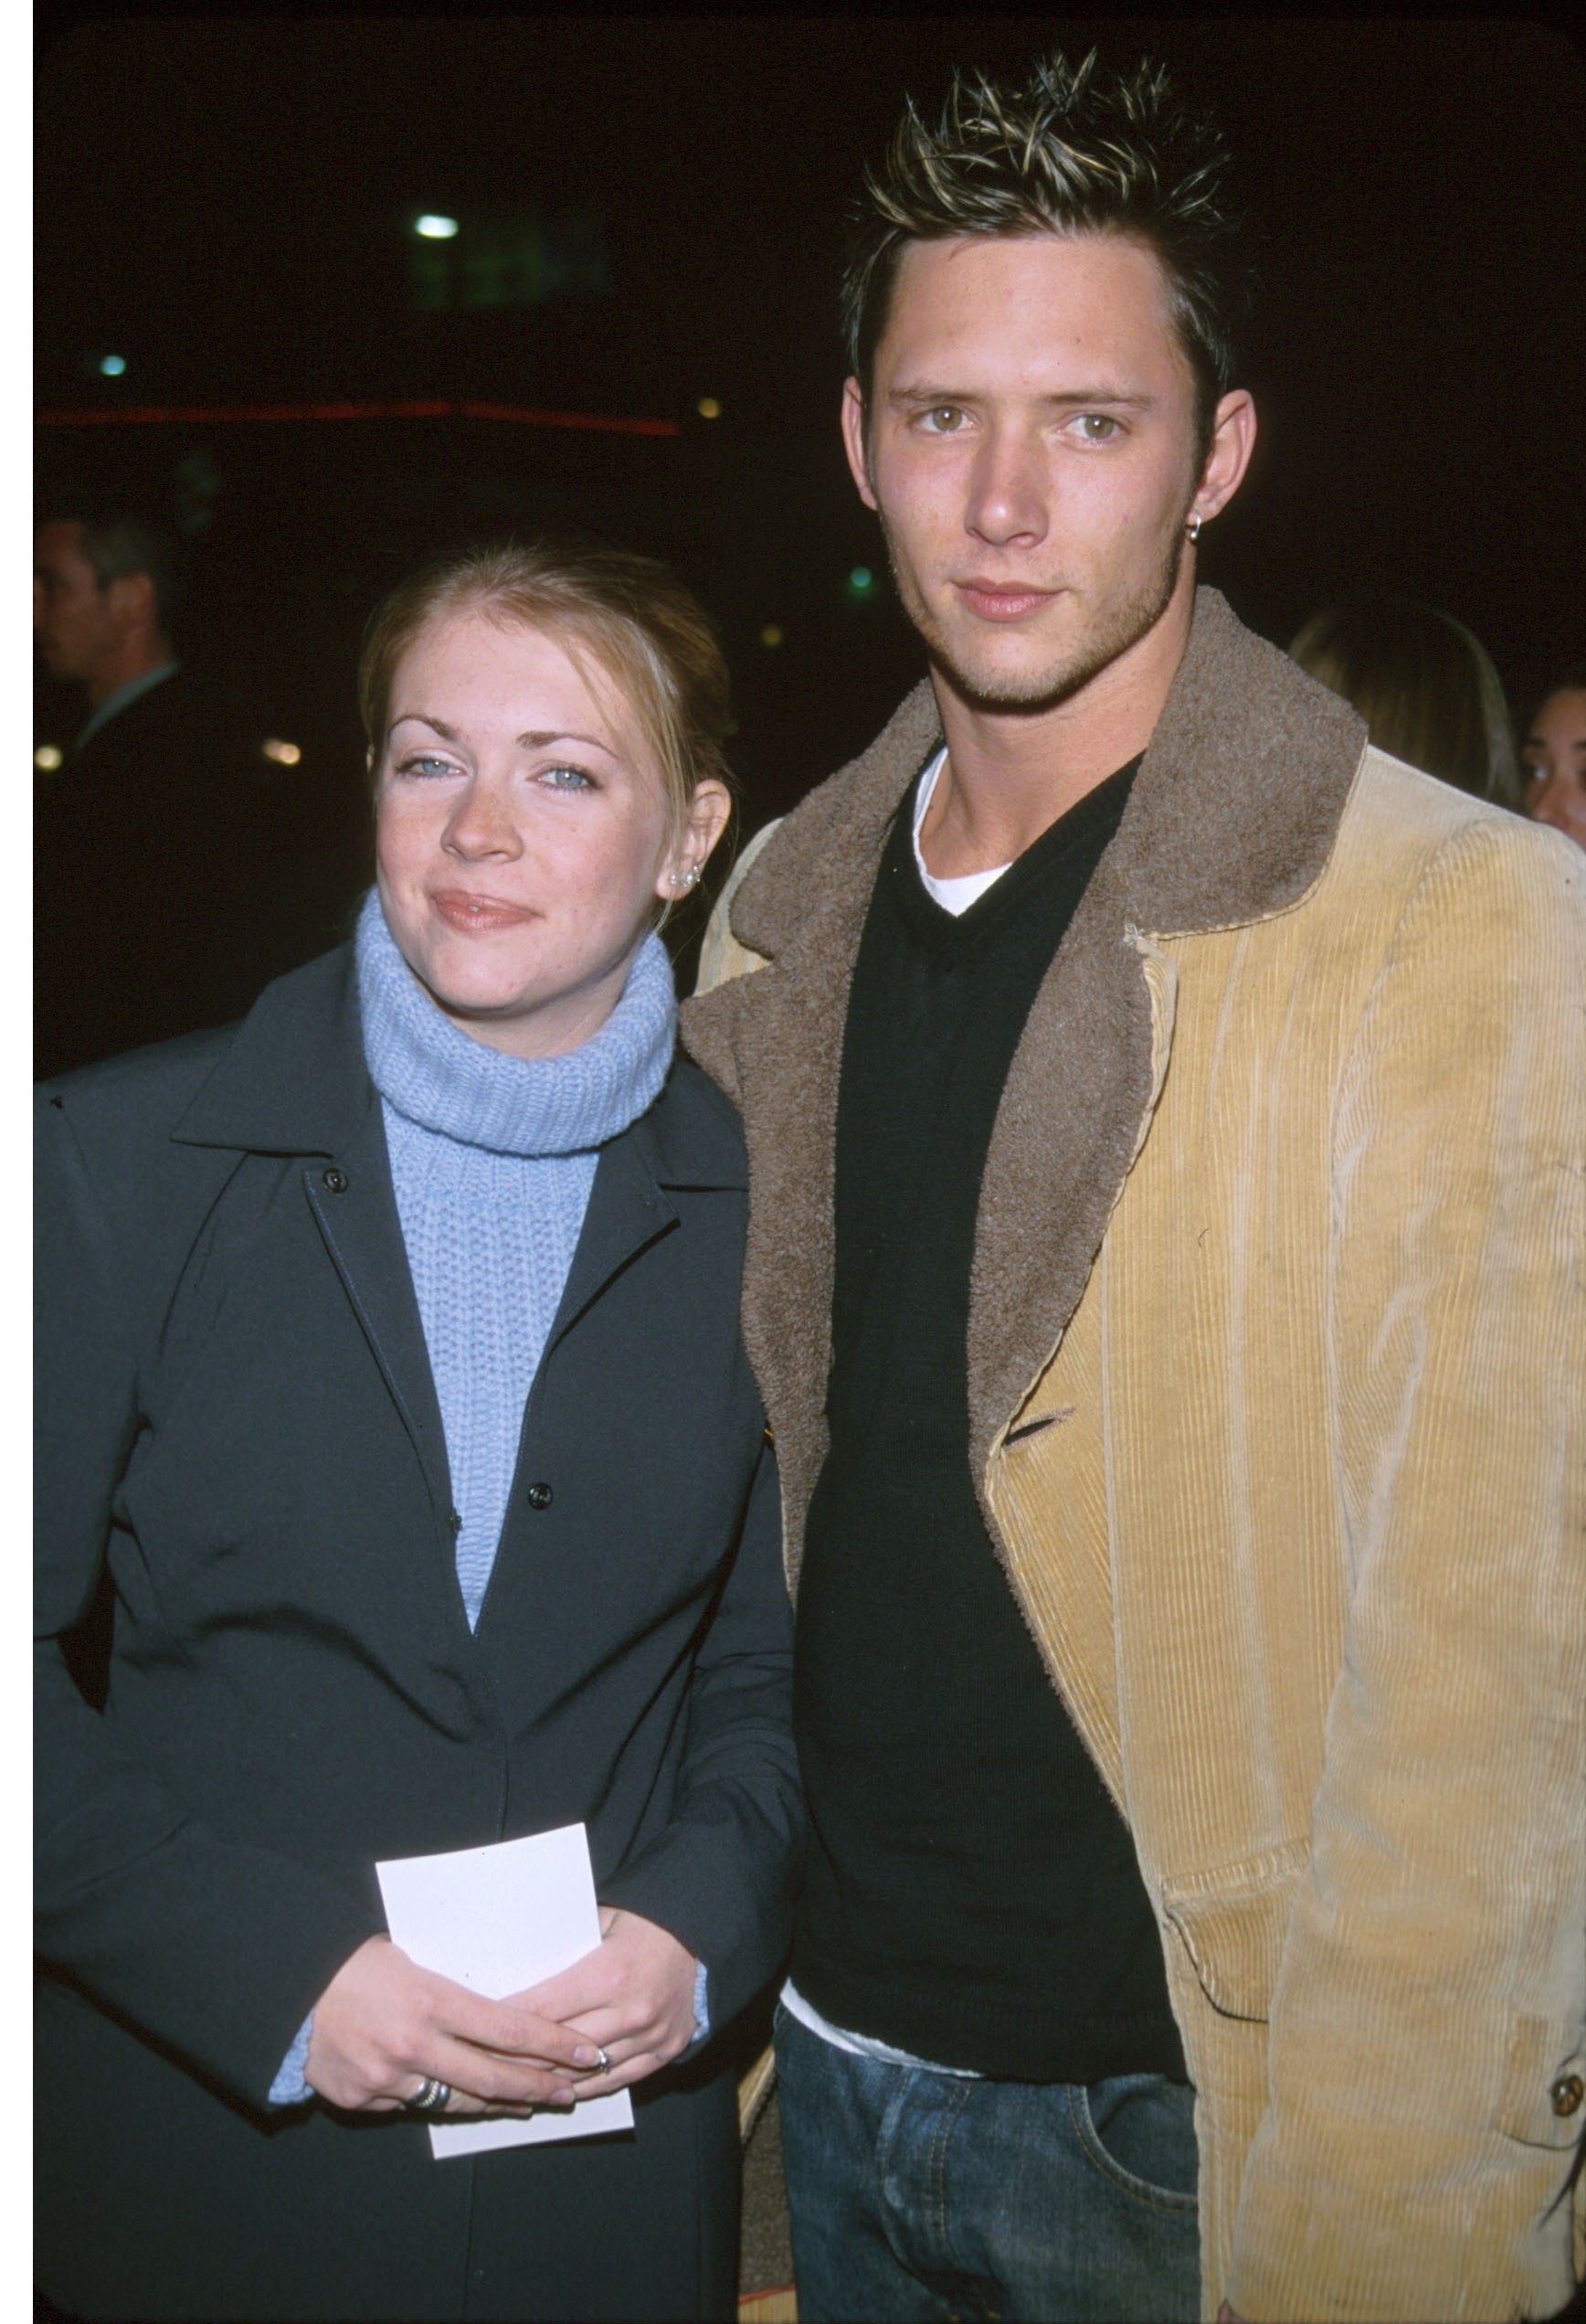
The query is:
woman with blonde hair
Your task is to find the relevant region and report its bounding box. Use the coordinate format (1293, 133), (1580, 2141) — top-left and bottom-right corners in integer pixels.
(36, 537), (801, 2321)
(1289, 591), (1522, 807)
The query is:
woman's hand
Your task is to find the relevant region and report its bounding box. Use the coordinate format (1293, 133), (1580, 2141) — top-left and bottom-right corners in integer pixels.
(513, 1906), (699, 2096)
(304, 1935), (600, 2114)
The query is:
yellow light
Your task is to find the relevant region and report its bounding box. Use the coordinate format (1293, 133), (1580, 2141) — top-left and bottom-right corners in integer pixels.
(34, 744), (63, 771)
(695, 396), (722, 420)
(261, 738), (302, 766)
(416, 215), (459, 239)
(759, 624), (783, 649)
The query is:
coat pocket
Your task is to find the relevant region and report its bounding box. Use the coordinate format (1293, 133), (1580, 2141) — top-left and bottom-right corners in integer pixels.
(1159, 1837), (1312, 2023)
(1495, 2014), (1586, 2151)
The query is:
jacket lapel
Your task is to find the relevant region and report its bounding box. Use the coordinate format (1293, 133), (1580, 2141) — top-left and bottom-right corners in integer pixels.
(300, 1103), (455, 1526)
(682, 683), (944, 1582)
(683, 593), (1366, 1586)
(171, 944), (455, 1527)
(545, 1066), (752, 1357)
(543, 1125), (679, 1361)
(967, 592), (1365, 1491)
(966, 842), (1161, 1487)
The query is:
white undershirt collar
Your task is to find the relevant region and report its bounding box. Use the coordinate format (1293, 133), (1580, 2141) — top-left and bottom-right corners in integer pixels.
(911, 748), (1012, 917)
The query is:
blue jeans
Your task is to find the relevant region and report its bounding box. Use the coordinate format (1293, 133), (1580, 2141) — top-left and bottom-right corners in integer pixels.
(775, 2007), (1200, 2323)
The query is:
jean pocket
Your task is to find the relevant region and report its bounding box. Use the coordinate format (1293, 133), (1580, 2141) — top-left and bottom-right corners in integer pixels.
(1069, 2074), (1199, 2213)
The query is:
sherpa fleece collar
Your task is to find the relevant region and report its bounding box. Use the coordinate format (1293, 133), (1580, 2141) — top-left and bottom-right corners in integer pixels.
(728, 589), (1366, 960)
(682, 589), (1367, 1587)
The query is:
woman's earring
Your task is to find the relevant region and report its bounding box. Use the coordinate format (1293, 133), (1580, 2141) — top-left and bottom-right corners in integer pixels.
(669, 865), (702, 892)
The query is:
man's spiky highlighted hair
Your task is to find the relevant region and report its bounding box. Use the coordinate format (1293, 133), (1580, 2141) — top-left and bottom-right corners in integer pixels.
(841, 51), (1253, 458)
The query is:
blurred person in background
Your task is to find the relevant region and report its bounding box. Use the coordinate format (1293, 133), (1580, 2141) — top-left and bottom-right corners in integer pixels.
(1519, 666), (1586, 850)
(34, 507), (274, 1077)
(1288, 591), (1522, 808)
(35, 537), (800, 2322)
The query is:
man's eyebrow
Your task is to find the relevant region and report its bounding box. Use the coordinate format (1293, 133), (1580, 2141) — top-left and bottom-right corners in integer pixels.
(885, 384), (1157, 410)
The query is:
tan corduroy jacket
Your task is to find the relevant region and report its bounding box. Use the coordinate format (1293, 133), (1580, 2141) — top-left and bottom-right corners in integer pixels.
(682, 590), (1586, 2323)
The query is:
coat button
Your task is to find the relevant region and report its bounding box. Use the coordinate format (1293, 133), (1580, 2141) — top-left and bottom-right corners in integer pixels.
(322, 1168), (349, 1194)
(1550, 2074), (1584, 2118)
(525, 1481), (553, 1511)
(447, 1511), (462, 1534)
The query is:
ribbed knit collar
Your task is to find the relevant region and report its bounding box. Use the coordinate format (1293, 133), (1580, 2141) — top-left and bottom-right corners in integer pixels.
(356, 887), (675, 1158)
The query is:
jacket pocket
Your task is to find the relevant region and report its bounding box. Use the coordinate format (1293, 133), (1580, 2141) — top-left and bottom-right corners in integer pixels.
(1159, 1837), (1311, 2023)
(1495, 2014), (1586, 2151)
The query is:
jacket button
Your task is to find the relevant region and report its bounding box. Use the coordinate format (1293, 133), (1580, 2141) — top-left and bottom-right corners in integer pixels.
(1550, 2074), (1584, 2118)
(525, 1481), (553, 1511)
(447, 1511), (462, 1534)
(322, 1168), (349, 1194)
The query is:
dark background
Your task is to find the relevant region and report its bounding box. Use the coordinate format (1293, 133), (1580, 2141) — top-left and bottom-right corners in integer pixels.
(36, 15), (1586, 932)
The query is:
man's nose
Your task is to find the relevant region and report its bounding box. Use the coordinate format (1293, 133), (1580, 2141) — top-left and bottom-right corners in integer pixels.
(964, 425), (1050, 548)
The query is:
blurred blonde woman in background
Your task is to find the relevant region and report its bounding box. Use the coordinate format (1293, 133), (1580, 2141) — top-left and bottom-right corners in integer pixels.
(1289, 591), (1522, 808)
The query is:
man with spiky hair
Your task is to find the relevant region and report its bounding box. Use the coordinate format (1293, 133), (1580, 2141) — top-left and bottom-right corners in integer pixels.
(685, 48), (1584, 2324)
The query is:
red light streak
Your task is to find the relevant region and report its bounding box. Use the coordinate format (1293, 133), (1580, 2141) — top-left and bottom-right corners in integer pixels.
(35, 398), (680, 437)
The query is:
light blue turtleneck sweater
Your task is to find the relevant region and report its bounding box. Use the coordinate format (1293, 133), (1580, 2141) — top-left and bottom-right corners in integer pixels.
(269, 893), (683, 2106)
(357, 888), (675, 1629)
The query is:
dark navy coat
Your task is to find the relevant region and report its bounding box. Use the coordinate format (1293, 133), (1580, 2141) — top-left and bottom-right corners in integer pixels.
(35, 943), (801, 2322)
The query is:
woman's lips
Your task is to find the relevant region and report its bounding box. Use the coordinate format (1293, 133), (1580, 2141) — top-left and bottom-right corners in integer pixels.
(955, 580), (1059, 622)
(429, 889), (536, 932)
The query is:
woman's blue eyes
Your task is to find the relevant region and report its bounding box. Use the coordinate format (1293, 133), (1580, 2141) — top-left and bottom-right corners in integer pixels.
(396, 756), (593, 789)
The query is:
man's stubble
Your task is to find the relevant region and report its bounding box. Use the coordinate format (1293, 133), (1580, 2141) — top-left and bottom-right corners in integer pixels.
(877, 502), (1195, 720)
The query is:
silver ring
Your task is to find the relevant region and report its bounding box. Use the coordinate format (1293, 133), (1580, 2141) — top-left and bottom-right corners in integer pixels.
(594, 2046), (613, 2075)
(407, 2076), (451, 2115)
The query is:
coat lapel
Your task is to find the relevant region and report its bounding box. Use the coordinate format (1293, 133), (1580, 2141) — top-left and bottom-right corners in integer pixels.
(966, 842), (1160, 1488)
(682, 683), (944, 1583)
(967, 592), (1366, 1491)
(683, 593), (1366, 1587)
(171, 945), (455, 1527)
(543, 1126), (679, 1361)
(300, 1103), (455, 1526)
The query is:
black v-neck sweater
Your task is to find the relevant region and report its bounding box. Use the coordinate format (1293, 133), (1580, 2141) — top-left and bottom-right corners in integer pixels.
(789, 755), (1187, 2083)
